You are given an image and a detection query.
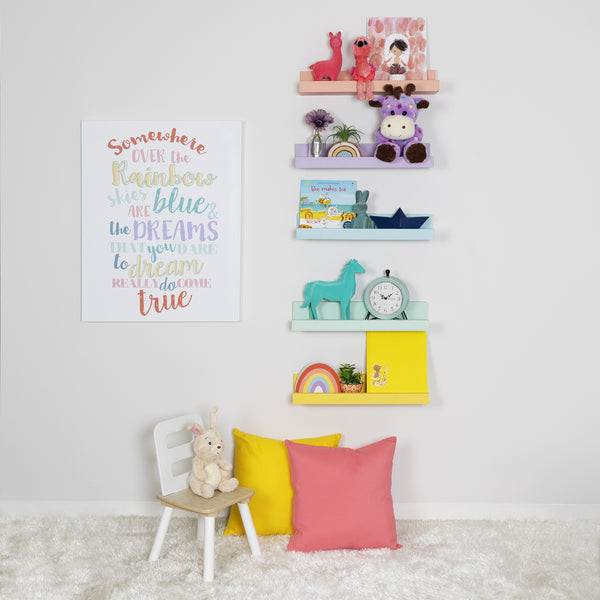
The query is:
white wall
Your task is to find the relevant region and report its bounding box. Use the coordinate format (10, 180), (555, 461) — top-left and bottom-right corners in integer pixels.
(1, 0), (599, 514)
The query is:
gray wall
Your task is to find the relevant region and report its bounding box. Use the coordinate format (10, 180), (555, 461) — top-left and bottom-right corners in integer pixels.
(1, 0), (599, 513)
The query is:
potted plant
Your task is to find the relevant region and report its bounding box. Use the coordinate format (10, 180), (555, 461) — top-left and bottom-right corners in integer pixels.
(327, 123), (362, 158)
(338, 363), (364, 393)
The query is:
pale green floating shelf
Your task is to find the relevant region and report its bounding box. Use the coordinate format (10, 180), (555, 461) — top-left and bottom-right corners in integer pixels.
(291, 301), (428, 332)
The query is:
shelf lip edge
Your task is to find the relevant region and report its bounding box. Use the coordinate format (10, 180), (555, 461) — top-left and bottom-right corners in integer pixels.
(298, 71), (440, 95)
(291, 321), (429, 332)
(291, 301), (429, 331)
(294, 143), (433, 169)
(296, 214), (433, 240)
(292, 392), (429, 405)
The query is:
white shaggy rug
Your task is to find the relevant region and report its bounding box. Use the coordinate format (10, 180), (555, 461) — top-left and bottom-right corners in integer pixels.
(1, 516), (599, 599)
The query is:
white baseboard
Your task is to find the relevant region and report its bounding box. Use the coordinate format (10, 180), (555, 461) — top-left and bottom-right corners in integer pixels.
(1, 501), (600, 520)
(0, 501), (162, 517)
(393, 503), (600, 520)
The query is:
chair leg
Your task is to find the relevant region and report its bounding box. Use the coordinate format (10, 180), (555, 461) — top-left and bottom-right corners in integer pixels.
(237, 502), (261, 557)
(196, 515), (204, 541)
(149, 506), (173, 562)
(203, 516), (215, 582)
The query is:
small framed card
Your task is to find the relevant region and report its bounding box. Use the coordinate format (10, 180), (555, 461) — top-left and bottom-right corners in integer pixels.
(367, 17), (428, 81)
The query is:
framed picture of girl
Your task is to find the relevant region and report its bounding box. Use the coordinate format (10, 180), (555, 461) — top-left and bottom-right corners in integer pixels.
(367, 17), (428, 81)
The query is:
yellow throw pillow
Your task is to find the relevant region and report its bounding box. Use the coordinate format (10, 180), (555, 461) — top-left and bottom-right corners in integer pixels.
(224, 429), (342, 535)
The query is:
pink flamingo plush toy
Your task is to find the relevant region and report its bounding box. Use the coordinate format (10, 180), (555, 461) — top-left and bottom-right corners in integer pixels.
(350, 36), (376, 100)
(309, 32), (343, 81)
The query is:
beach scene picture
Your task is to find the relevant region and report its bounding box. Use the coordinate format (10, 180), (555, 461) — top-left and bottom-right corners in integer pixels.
(299, 180), (357, 229)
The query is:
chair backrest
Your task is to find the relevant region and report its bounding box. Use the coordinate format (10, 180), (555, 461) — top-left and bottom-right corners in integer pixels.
(153, 413), (202, 495)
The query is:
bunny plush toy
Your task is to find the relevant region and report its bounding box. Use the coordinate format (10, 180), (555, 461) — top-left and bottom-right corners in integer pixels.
(188, 407), (239, 499)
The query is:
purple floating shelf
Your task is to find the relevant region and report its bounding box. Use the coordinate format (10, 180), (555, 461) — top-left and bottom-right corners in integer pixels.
(295, 143), (433, 169)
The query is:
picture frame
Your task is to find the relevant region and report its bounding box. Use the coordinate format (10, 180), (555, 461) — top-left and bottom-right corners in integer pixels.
(367, 17), (428, 81)
(81, 120), (242, 322)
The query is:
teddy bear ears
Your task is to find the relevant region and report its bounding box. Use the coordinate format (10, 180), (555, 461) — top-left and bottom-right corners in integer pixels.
(355, 190), (370, 204)
(209, 406), (218, 430)
(188, 422), (204, 436)
(188, 407), (219, 436)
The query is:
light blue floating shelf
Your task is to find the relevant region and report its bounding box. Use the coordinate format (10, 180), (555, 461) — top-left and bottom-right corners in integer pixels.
(295, 143), (433, 169)
(291, 301), (429, 332)
(296, 215), (433, 240)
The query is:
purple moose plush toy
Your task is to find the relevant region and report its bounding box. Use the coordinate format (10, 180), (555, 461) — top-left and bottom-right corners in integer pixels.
(369, 83), (430, 163)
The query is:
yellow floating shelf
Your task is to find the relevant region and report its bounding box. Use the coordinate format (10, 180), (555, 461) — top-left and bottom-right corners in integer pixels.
(292, 373), (427, 405)
(292, 390), (429, 405)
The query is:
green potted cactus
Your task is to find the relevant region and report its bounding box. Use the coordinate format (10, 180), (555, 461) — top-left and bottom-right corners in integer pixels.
(338, 363), (364, 393)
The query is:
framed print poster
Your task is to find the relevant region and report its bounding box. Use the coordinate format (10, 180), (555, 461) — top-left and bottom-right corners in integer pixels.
(367, 17), (428, 81)
(82, 121), (242, 322)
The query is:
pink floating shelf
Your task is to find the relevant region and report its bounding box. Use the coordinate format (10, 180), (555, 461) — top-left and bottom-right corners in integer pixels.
(299, 70), (440, 95)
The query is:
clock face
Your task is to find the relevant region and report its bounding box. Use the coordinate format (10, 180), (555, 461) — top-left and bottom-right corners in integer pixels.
(364, 275), (409, 319)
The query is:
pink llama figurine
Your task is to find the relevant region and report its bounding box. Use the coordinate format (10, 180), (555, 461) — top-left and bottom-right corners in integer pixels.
(309, 32), (343, 81)
(350, 36), (376, 100)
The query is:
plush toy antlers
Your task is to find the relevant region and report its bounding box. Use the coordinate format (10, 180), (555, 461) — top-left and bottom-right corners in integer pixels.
(369, 83), (430, 109)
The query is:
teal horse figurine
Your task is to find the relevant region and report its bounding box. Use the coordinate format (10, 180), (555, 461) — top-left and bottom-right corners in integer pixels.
(301, 259), (365, 319)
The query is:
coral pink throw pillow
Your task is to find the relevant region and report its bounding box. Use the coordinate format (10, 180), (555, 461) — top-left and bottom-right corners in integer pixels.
(285, 437), (401, 552)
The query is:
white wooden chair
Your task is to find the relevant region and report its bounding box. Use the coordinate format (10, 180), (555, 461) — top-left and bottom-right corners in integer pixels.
(148, 413), (260, 582)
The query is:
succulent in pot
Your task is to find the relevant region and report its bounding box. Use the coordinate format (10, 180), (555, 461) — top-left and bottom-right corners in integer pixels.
(338, 363), (364, 393)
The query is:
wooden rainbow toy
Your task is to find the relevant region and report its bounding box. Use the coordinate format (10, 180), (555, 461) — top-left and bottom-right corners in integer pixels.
(294, 363), (342, 394)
